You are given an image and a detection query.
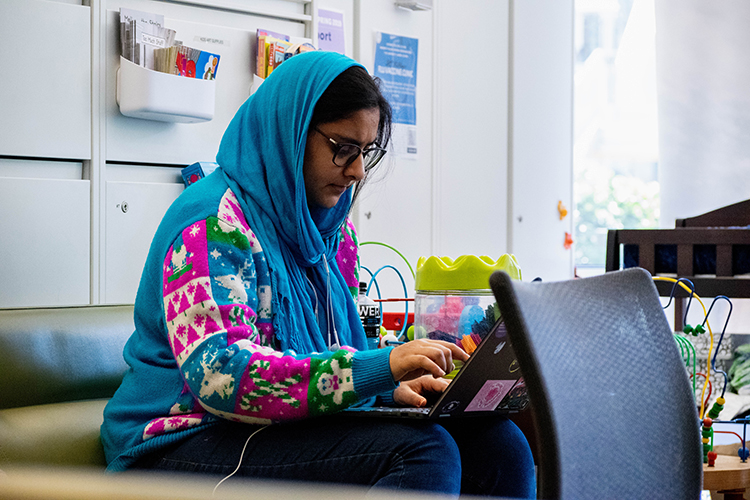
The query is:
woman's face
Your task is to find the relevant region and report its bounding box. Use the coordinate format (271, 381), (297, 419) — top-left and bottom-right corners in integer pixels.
(303, 107), (380, 210)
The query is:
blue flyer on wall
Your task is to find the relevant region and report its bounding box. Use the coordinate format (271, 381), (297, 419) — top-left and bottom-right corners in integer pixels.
(373, 32), (418, 156)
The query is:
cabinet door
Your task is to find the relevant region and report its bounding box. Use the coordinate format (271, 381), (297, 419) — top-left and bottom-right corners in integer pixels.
(0, 0), (91, 159)
(105, 5), (305, 165)
(0, 177), (90, 307)
(509, 1), (574, 282)
(105, 180), (184, 304)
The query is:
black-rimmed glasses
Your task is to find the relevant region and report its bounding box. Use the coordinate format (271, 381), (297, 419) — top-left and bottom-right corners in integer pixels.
(314, 127), (387, 172)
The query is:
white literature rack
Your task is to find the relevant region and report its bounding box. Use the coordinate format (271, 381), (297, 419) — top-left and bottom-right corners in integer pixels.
(116, 56), (215, 123)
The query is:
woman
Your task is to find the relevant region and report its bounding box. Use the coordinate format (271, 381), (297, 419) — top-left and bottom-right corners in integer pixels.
(101, 51), (534, 497)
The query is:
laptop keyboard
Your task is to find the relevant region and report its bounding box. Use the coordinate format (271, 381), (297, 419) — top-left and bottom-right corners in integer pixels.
(345, 406), (431, 417)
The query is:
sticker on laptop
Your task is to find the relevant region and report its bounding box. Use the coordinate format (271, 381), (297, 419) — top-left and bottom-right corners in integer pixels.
(495, 379), (529, 411)
(465, 380), (517, 412)
(440, 400), (461, 413)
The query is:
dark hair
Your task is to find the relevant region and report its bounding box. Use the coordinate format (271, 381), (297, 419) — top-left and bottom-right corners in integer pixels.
(310, 65), (393, 151)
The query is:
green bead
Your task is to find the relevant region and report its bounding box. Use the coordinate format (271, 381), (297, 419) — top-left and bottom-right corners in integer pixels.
(708, 403), (724, 419)
(407, 325), (415, 341)
(694, 324), (706, 334)
(683, 324), (693, 334)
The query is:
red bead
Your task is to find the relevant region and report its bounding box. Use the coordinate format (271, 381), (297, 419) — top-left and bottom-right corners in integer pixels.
(707, 451), (718, 466)
(703, 417), (713, 428)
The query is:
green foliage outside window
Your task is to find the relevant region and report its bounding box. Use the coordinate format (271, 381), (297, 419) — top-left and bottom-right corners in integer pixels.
(574, 162), (659, 268)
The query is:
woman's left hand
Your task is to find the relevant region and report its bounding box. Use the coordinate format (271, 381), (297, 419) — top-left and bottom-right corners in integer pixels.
(393, 375), (451, 408)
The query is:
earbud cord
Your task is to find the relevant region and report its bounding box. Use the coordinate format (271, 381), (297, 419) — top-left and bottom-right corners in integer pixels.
(323, 256), (340, 350)
(212, 425), (268, 497)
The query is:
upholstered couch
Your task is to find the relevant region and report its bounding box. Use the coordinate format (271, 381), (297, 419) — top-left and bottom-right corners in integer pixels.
(0, 305), (134, 468)
(0, 305), (540, 475)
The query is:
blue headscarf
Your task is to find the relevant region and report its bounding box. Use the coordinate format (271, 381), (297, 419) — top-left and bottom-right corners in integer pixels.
(217, 51), (367, 354)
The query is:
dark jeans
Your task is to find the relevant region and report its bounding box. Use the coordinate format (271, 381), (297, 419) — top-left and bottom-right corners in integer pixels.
(137, 415), (535, 498)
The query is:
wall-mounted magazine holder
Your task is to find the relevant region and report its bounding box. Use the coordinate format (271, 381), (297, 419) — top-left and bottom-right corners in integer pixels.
(116, 56), (215, 123)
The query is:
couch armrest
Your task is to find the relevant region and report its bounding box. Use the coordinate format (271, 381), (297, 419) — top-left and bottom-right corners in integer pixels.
(0, 305), (134, 409)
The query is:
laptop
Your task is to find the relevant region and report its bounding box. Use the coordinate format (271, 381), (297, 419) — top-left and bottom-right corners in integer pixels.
(345, 318), (529, 419)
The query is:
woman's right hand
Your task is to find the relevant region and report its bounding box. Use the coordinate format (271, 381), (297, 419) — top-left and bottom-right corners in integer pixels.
(389, 338), (469, 382)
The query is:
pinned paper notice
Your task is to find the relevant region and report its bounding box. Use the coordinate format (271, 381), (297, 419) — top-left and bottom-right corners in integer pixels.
(374, 32), (419, 157)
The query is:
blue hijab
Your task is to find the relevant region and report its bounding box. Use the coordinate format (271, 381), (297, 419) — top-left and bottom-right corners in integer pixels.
(217, 51), (367, 354)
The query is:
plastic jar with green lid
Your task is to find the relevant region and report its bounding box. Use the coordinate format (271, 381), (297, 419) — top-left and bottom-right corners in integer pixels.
(413, 255), (522, 346)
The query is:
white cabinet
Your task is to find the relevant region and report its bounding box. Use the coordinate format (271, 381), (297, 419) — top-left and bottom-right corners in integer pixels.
(0, 0), (91, 160)
(0, 0), (321, 308)
(0, 175), (90, 307)
(105, 175), (184, 304)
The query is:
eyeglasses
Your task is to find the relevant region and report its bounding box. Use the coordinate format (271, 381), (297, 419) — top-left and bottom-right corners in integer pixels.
(314, 127), (387, 172)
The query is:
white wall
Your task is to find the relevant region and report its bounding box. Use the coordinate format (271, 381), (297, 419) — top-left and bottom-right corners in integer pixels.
(655, 0), (750, 226)
(357, 0), (575, 301)
(353, 0), (434, 303)
(432, 0), (510, 259)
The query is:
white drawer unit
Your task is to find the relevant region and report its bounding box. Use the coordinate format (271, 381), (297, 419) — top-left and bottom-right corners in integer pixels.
(0, 0), (91, 160)
(0, 174), (90, 307)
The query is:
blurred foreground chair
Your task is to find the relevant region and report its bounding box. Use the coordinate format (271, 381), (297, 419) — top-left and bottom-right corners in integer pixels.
(490, 267), (702, 499)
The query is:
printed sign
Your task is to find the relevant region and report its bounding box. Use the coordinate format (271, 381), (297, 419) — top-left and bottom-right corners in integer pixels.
(374, 33), (419, 156)
(373, 32), (418, 126)
(317, 9), (345, 54)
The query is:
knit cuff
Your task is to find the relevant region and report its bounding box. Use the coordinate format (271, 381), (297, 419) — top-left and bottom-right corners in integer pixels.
(376, 390), (397, 406)
(352, 347), (397, 399)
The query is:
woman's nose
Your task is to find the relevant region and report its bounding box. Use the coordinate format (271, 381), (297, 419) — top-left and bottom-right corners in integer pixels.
(345, 153), (366, 182)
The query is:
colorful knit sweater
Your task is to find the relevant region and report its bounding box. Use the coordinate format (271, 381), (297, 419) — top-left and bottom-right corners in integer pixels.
(101, 176), (396, 471)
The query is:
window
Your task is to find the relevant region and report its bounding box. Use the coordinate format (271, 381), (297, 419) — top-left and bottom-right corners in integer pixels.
(573, 0), (659, 275)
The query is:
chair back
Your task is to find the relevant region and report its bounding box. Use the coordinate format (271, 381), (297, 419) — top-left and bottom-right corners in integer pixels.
(490, 268), (702, 500)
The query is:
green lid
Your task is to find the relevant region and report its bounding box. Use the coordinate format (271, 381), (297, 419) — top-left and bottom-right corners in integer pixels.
(415, 255), (522, 291)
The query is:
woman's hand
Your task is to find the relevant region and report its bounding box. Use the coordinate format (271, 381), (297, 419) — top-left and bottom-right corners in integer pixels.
(389, 338), (469, 382)
(393, 375), (451, 408)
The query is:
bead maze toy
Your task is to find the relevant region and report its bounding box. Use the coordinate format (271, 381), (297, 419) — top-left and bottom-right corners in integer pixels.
(655, 275), (748, 467)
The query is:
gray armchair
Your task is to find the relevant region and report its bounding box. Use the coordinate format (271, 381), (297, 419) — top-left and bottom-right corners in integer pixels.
(490, 268), (702, 499)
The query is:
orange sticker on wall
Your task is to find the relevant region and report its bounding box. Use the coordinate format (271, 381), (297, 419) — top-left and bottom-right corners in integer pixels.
(564, 232), (574, 249)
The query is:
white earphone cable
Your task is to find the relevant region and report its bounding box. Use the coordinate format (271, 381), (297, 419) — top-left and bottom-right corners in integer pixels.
(323, 256), (340, 350)
(212, 425), (268, 497)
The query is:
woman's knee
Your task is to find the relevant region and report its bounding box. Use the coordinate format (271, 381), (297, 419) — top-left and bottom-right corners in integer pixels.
(443, 417), (536, 497)
(373, 422), (461, 493)
(408, 422), (461, 464)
